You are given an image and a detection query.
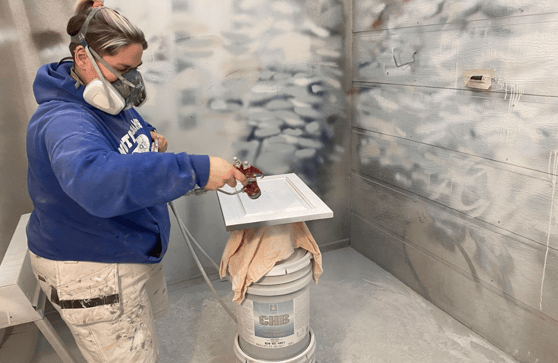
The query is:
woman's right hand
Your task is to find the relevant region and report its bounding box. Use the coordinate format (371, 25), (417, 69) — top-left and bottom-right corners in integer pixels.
(204, 157), (248, 190)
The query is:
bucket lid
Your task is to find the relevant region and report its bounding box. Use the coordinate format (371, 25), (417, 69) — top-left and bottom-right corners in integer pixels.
(255, 264), (312, 286)
(247, 268), (312, 296)
(265, 248), (311, 277)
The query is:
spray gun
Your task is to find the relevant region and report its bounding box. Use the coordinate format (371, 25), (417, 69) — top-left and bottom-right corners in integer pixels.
(233, 157), (264, 199)
(185, 157), (264, 199)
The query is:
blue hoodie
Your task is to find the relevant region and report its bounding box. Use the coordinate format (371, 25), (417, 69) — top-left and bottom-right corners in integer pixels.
(26, 61), (210, 263)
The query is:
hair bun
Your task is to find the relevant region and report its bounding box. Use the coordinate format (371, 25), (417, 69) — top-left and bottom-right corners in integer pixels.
(73, 0), (103, 14)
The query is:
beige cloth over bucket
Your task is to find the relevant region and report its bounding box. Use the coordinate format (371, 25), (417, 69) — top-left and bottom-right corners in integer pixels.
(220, 222), (323, 304)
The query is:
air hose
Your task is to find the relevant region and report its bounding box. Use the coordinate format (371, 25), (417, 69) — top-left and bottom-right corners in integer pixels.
(168, 201), (237, 323)
(167, 159), (263, 324)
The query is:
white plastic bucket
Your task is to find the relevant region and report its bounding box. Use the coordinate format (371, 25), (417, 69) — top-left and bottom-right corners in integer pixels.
(234, 328), (316, 363)
(236, 248), (314, 361)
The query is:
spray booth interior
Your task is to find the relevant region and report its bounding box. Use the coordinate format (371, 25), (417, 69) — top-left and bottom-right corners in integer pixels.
(2, 0), (558, 362)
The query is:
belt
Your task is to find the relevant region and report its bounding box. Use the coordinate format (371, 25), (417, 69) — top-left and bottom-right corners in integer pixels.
(50, 285), (120, 309)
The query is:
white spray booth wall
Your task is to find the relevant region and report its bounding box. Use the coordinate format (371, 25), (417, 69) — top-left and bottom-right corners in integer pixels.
(351, 1), (558, 362)
(0, 0), (352, 285)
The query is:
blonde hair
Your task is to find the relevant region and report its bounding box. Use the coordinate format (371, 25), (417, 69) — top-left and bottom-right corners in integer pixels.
(67, 0), (147, 58)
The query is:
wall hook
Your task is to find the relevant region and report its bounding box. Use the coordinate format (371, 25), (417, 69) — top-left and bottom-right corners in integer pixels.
(392, 48), (417, 68)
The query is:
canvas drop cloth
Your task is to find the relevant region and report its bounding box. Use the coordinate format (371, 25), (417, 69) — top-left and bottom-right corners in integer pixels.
(220, 222), (323, 304)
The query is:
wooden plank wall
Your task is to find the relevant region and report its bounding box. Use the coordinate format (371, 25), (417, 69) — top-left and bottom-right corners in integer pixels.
(350, 1), (558, 362)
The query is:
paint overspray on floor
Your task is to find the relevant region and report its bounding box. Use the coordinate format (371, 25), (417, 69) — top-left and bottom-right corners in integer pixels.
(154, 282), (238, 363)
(153, 248), (518, 363)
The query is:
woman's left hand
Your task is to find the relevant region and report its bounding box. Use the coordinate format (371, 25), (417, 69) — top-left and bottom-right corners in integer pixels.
(150, 131), (168, 153)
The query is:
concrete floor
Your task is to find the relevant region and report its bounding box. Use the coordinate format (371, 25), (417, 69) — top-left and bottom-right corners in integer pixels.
(21, 247), (518, 363)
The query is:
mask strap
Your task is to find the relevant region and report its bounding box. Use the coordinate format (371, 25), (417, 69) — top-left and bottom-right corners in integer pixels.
(58, 56), (73, 66)
(70, 66), (86, 89)
(70, 7), (111, 92)
(72, 6), (138, 91)
(88, 47), (136, 88)
(58, 56), (82, 89)
(71, 7), (102, 46)
(84, 46), (117, 109)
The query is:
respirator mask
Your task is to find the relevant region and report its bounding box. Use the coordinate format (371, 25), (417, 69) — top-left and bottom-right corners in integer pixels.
(70, 7), (147, 115)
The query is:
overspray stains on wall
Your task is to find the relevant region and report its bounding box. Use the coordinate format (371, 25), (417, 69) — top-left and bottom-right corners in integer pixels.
(351, 1), (558, 362)
(105, 0), (348, 194)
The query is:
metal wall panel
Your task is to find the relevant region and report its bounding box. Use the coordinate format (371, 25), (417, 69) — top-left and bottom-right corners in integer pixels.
(351, 1), (558, 362)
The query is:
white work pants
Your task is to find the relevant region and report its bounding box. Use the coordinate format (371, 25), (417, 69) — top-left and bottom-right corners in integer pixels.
(29, 251), (168, 363)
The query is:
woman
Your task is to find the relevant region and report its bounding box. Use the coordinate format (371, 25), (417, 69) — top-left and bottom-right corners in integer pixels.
(26, 1), (246, 362)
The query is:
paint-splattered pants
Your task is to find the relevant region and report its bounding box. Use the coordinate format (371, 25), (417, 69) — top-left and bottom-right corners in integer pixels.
(29, 251), (168, 363)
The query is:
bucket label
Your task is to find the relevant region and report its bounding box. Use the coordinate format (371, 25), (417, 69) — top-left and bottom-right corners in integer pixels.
(254, 300), (294, 339)
(238, 289), (309, 349)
